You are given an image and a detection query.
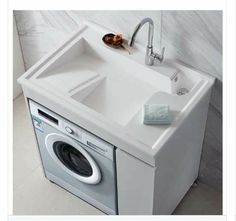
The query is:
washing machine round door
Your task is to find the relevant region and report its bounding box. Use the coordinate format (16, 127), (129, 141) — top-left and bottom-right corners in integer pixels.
(45, 133), (101, 184)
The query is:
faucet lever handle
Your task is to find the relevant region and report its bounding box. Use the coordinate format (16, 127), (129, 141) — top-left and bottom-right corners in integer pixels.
(159, 47), (165, 62)
(152, 47), (165, 63)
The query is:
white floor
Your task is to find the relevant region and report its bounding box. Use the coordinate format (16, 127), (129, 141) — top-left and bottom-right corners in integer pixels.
(13, 94), (222, 215)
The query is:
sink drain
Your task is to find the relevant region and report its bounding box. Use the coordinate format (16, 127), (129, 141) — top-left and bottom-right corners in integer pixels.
(177, 88), (189, 95)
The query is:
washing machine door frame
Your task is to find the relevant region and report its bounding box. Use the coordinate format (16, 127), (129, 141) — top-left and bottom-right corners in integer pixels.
(45, 133), (101, 185)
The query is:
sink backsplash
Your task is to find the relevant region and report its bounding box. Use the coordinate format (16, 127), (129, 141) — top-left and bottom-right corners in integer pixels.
(14, 10), (222, 192)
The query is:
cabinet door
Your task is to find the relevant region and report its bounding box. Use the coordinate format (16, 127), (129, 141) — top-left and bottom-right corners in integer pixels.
(116, 148), (156, 215)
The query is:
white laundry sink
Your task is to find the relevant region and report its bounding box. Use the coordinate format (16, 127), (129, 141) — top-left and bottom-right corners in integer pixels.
(18, 21), (215, 215)
(19, 21), (214, 161)
(24, 35), (200, 127)
(30, 37), (176, 126)
(43, 39), (166, 125)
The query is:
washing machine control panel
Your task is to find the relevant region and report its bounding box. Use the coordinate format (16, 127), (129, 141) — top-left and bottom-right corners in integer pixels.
(65, 126), (74, 134)
(61, 122), (82, 141)
(29, 100), (114, 160)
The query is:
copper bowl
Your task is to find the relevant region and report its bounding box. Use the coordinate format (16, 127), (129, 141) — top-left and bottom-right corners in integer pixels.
(102, 33), (123, 49)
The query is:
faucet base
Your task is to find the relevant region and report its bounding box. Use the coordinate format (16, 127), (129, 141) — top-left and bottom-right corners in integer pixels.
(145, 46), (165, 66)
(145, 47), (154, 65)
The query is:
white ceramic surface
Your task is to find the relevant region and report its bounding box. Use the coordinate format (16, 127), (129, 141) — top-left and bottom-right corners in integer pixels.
(18, 22), (214, 166)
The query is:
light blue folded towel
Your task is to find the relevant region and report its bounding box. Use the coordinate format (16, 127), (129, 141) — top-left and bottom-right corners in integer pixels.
(142, 104), (171, 125)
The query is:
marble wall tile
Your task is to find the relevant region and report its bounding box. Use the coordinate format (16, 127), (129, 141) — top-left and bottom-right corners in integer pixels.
(161, 10), (222, 80)
(14, 11), (79, 69)
(199, 79), (222, 191)
(199, 104), (222, 191)
(210, 79), (222, 114)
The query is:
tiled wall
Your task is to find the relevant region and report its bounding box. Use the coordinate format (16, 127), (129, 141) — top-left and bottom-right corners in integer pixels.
(14, 10), (222, 191)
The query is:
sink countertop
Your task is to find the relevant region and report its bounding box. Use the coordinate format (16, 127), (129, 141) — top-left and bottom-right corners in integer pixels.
(18, 21), (215, 166)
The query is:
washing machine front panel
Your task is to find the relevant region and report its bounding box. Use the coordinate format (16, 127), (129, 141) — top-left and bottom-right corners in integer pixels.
(45, 133), (101, 184)
(29, 100), (117, 214)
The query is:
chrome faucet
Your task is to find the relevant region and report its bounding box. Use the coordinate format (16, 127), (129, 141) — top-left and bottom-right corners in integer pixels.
(129, 17), (165, 65)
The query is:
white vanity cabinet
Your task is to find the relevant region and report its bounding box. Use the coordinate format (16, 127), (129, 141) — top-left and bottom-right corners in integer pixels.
(116, 89), (211, 215)
(18, 21), (215, 215)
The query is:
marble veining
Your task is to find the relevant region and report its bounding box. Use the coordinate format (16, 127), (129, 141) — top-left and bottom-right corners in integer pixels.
(162, 11), (222, 80)
(199, 103), (222, 191)
(14, 11), (79, 69)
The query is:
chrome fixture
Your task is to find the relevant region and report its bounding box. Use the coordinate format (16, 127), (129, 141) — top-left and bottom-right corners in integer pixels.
(129, 17), (165, 65)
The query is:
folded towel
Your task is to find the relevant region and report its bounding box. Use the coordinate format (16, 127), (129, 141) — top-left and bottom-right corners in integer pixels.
(142, 104), (171, 125)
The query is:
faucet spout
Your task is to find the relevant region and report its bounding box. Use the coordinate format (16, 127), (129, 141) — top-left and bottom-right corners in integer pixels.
(130, 17), (154, 48)
(129, 17), (164, 65)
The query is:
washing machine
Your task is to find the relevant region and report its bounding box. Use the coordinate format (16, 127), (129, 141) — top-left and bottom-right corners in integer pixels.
(28, 99), (117, 215)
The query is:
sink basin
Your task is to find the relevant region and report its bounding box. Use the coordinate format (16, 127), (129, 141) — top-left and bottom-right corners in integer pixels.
(30, 37), (178, 126)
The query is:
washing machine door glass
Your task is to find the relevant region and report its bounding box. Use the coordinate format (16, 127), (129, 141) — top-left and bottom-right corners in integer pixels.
(53, 141), (93, 177)
(45, 133), (101, 184)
